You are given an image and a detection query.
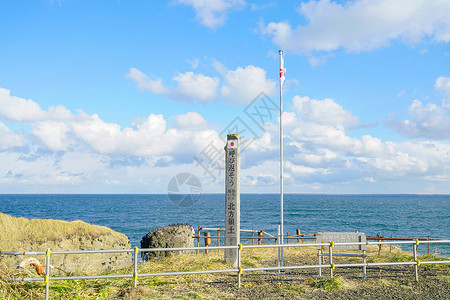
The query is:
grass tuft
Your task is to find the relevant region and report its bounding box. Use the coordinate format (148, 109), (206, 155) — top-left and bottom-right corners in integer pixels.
(311, 278), (344, 291)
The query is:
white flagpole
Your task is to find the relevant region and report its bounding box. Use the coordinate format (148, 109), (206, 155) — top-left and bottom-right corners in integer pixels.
(279, 50), (285, 266)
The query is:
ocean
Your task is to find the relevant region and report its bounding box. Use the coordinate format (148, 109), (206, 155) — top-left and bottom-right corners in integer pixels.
(1, 194), (449, 256)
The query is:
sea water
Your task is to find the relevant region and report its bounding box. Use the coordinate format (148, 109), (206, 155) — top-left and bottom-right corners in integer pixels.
(1, 194), (449, 256)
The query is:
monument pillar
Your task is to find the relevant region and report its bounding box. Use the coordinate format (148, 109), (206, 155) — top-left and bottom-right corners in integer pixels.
(224, 134), (240, 267)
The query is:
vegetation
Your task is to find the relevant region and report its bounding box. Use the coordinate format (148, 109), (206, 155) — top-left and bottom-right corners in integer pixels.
(1, 243), (449, 299)
(0, 212), (125, 251)
(310, 278), (343, 291)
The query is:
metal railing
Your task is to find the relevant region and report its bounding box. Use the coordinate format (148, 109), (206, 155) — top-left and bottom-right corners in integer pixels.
(2, 239), (449, 300)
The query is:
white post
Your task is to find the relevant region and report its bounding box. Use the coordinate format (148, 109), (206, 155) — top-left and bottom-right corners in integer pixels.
(45, 248), (50, 300)
(413, 241), (419, 282)
(279, 49), (285, 267)
(277, 225), (281, 273)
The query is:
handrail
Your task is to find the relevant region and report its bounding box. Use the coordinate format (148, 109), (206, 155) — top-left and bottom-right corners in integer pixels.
(2, 239), (449, 300)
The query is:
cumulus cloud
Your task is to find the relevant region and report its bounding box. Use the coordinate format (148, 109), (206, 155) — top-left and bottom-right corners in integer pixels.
(175, 0), (245, 29)
(3, 87), (450, 193)
(126, 68), (219, 103)
(0, 88), (220, 160)
(127, 63), (275, 105)
(435, 76), (450, 98)
(262, 0), (450, 54)
(292, 96), (358, 128)
(0, 122), (24, 150)
(240, 93), (450, 192)
(221, 65), (276, 104)
(173, 72), (220, 101)
(385, 76), (450, 139)
(0, 88), (46, 121)
(386, 100), (450, 140)
(126, 68), (168, 94)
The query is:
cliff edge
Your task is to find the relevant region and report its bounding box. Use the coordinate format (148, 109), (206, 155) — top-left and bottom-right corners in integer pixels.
(0, 212), (131, 274)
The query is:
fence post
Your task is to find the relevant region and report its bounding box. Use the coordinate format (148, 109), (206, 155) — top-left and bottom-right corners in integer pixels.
(45, 248), (51, 300)
(251, 230), (254, 245)
(217, 229), (220, 247)
(377, 232), (383, 253)
(362, 250), (367, 278)
(237, 244), (242, 288)
(329, 241), (334, 278)
(133, 247), (139, 288)
(277, 225), (281, 273)
(413, 239), (419, 282)
(196, 227), (201, 254)
(390, 234), (392, 253)
(204, 232), (211, 253)
(318, 248), (322, 277)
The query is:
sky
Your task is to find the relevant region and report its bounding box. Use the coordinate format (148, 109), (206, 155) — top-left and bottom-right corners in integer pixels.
(1, 0), (450, 194)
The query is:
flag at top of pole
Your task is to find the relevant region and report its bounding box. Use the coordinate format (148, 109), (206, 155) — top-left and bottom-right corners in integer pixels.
(280, 51), (286, 87)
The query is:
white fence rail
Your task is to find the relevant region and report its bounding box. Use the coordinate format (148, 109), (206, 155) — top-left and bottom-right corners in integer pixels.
(2, 240), (449, 300)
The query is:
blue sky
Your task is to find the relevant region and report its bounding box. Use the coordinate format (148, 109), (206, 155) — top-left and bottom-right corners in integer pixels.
(1, 0), (450, 194)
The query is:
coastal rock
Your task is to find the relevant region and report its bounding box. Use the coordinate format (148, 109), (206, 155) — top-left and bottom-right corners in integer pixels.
(140, 224), (194, 260)
(0, 212), (131, 274)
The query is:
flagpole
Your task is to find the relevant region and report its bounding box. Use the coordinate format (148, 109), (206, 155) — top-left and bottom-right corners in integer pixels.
(279, 50), (284, 266)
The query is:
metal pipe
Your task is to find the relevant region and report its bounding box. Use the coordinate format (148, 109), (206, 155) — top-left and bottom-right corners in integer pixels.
(329, 245), (333, 278)
(362, 250), (367, 278)
(139, 269), (238, 277)
(320, 253), (364, 257)
(133, 247), (138, 288)
(420, 260), (450, 264)
(413, 243), (419, 282)
(243, 264), (331, 273)
(318, 249), (322, 277)
(47, 274), (133, 281)
(367, 237), (442, 241)
(45, 248), (50, 300)
(238, 244), (242, 288)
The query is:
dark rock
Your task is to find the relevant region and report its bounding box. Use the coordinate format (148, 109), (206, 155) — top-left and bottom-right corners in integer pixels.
(140, 224), (194, 260)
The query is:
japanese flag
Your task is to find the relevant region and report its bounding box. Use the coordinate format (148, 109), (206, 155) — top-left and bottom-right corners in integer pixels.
(280, 52), (286, 87)
(227, 140), (237, 148)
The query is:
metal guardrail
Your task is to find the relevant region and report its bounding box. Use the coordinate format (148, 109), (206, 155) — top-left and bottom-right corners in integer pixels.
(2, 240), (450, 300)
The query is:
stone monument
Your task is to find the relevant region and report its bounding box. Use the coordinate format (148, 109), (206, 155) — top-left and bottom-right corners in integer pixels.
(224, 134), (240, 267)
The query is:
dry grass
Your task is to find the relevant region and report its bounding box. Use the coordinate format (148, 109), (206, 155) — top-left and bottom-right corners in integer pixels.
(0, 212), (124, 252)
(1, 242), (449, 299)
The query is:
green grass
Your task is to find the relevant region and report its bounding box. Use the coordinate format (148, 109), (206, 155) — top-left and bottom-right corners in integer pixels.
(311, 278), (344, 291)
(1, 243), (449, 299)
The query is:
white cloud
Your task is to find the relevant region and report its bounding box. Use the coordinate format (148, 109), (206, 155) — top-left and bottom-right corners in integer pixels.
(292, 96), (358, 128)
(262, 0), (450, 54)
(240, 93), (450, 192)
(0, 88), (46, 122)
(187, 58), (200, 69)
(126, 68), (219, 103)
(176, 0), (245, 29)
(435, 76), (450, 96)
(128, 63), (275, 105)
(221, 65), (277, 104)
(0, 122), (24, 150)
(33, 121), (71, 151)
(173, 111), (209, 130)
(126, 68), (168, 94)
(2, 87), (450, 193)
(386, 99), (450, 139)
(173, 72), (219, 101)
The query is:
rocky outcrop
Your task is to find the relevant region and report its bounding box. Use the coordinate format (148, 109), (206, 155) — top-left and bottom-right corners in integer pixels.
(0, 212), (131, 275)
(140, 224), (194, 260)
